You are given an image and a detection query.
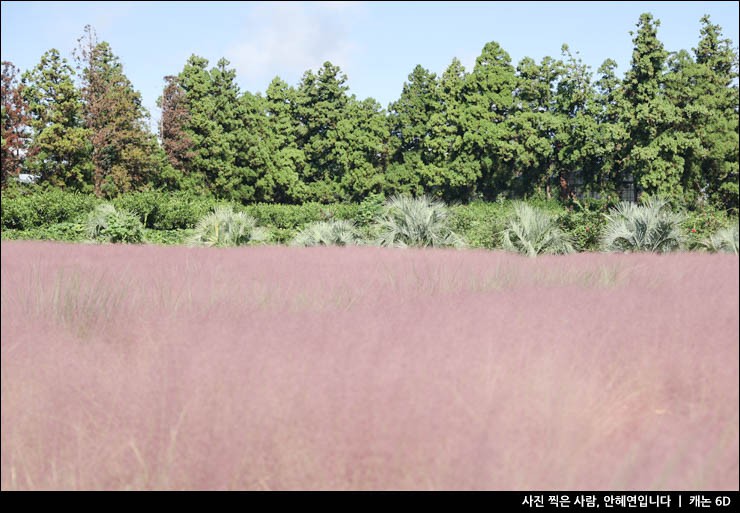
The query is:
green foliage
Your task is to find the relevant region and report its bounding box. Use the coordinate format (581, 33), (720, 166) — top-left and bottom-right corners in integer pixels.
(448, 201), (510, 249)
(112, 190), (163, 228)
(1, 221), (87, 242)
(291, 219), (361, 247)
(85, 202), (116, 239)
(2, 14), (737, 216)
(112, 190), (220, 230)
(4, 12), (739, 248)
(188, 205), (268, 247)
(20, 49), (92, 190)
(600, 197), (685, 253)
(461, 41), (520, 199)
(682, 203), (732, 249)
(4, 186), (734, 254)
(104, 210), (145, 244)
(154, 192), (219, 230)
(500, 202), (575, 257)
(84, 202), (144, 244)
(693, 16), (739, 214)
(240, 202), (360, 243)
(376, 194), (464, 248)
(1, 186), (97, 229)
(558, 198), (615, 252)
(354, 192), (386, 227)
(143, 228), (193, 246)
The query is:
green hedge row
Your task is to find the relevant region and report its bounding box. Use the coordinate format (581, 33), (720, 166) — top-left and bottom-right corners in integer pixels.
(1, 186), (98, 230)
(1, 186), (735, 250)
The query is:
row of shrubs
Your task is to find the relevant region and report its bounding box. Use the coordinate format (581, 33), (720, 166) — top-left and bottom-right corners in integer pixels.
(1, 186), (737, 253)
(186, 196), (738, 255)
(1, 186), (738, 255)
(1, 186), (381, 242)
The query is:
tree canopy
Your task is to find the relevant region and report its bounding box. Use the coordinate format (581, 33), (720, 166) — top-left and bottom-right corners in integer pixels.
(2, 14), (737, 214)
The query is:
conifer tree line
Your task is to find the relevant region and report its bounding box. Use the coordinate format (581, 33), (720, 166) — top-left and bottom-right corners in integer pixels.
(2, 15), (738, 213)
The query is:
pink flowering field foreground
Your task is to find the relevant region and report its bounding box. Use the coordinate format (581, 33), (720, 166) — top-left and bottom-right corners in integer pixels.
(1, 241), (738, 491)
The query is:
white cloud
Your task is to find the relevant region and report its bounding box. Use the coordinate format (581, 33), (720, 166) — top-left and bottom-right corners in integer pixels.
(226, 1), (362, 89)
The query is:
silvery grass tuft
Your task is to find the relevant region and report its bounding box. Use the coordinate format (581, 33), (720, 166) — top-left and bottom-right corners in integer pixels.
(600, 198), (685, 253)
(85, 203), (118, 240)
(701, 222), (739, 254)
(291, 219), (361, 247)
(188, 205), (267, 247)
(85, 202), (144, 244)
(500, 202), (574, 257)
(376, 194), (465, 248)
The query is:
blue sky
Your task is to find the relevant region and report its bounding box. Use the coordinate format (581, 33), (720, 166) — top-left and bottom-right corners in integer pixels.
(2, 1), (738, 131)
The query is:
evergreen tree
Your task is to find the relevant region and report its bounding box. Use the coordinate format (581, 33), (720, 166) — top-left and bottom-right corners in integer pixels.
(621, 13), (683, 203)
(692, 15), (739, 212)
(176, 54), (215, 193)
(257, 76), (307, 203)
(294, 61), (351, 202)
(157, 75), (194, 178)
(337, 96), (388, 201)
(21, 49), (91, 190)
(662, 49), (709, 206)
(462, 41), (519, 199)
(386, 64), (441, 196)
(553, 45), (601, 200)
(1, 61), (30, 187)
(75, 25), (161, 197)
(593, 58), (629, 200)
(2, 13), (736, 215)
(430, 58), (479, 201)
(209, 58), (254, 202)
(509, 55), (563, 198)
(177, 56), (259, 202)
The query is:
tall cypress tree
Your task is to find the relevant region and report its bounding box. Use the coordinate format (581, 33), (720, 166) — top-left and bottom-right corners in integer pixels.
(553, 45), (601, 200)
(176, 56), (254, 201)
(430, 57), (478, 201)
(386, 64), (441, 196)
(462, 41), (518, 199)
(509, 55), (562, 198)
(75, 25), (161, 197)
(256, 76), (307, 203)
(176, 54), (215, 194)
(21, 49), (91, 190)
(592, 58), (629, 200)
(693, 15), (739, 212)
(1, 61), (30, 187)
(158, 75), (193, 176)
(294, 61), (351, 202)
(621, 13), (683, 203)
(209, 58), (253, 202)
(337, 95), (388, 201)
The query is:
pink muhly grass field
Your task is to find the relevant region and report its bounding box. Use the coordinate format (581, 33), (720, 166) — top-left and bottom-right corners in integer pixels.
(1, 240), (738, 491)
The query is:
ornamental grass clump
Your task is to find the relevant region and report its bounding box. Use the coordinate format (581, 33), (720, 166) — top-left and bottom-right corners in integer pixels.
(376, 194), (464, 248)
(188, 205), (267, 247)
(701, 222), (739, 254)
(600, 198), (685, 253)
(85, 203), (144, 244)
(291, 219), (361, 247)
(500, 202), (574, 257)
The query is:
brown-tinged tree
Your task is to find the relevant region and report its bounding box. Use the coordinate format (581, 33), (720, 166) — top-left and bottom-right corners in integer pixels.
(157, 75), (194, 174)
(1, 61), (30, 187)
(75, 25), (161, 197)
